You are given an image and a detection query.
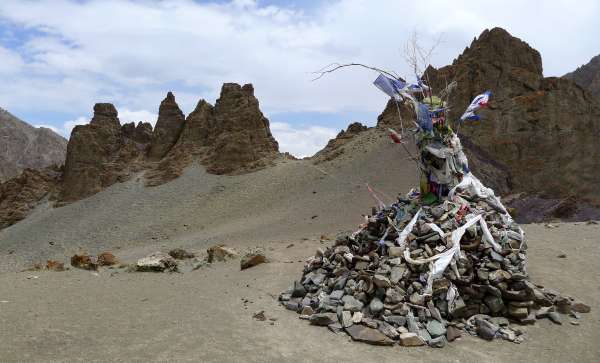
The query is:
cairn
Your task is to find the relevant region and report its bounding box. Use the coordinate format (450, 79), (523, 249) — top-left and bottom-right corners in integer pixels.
(280, 83), (589, 347)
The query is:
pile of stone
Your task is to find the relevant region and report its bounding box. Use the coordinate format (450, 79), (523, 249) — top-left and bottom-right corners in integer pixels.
(280, 182), (590, 347)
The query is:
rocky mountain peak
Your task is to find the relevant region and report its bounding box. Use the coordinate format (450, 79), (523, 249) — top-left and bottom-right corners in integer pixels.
(423, 27), (600, 208)
(90, 103), (120, 128)
(312, 122), (368, 163)
(147, 92), (186, 159)
(564, 54), (600, 98)
(147, 83), (280, 182)
(458, 27), (543, 76)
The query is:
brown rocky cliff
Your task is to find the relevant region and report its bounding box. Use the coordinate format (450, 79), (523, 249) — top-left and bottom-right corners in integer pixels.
(60, 104), (151, 203)
(3, 83), (279, 228)
(146, 83), (280, 184)
(202, 83), (279, 174)
(0, 166), (61, 229)
(425, 27), (600, 205)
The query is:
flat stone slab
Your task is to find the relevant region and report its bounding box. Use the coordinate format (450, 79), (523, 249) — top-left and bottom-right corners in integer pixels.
(345, 325), (394, 346)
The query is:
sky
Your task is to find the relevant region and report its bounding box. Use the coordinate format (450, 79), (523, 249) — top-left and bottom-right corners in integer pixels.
(0, 0), (598, 157)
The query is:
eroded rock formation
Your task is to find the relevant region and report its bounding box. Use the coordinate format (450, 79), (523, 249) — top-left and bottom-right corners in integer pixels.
(146, 83), (279, 185)
(1, 83), (281, 229)
(60, 104), (151, 203)
(424, 27), (600, 205)
(0, 166), (61, 229)
(147, 92), (186, 160)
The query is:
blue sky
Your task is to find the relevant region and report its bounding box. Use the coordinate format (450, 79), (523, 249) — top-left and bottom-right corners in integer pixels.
(0, 0), (599, 156)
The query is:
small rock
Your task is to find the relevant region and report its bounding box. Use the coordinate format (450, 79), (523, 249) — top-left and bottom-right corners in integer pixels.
(396, 326), (409, 334)
(253, 310), (266, 321)
(409, 292), (425, 306)
(345, 325), (394, 346)
(388, 247), (404, 257)
(428, 335), (447, 348)
(168, 248), (195, 260)
(476, 319), (498, 340)
(71, 254), (98, 271)
(373, 275), (391, 288)
(570, 321), (580, 326)
(499, 328), (516, 342)
(46, 260), (65, 272)
(508, 305), (529, 319)
(309, 313), (337, 326)
(399, 332), (426, 346)
(339, 310), (353, 328)
(426, 320), (446, 338)
(352, 312), (363, 323)
(136, 252), (178, 272)
(555, 296), (572, 314)
(535, 306), (553, 319)
(369, 297), (384, 314)
(378, 321), (399, 339)
(97, 251), (118, 266)
(206, 245), (238, 262)
(571, 301), (591, 313)
(384, 315), (406, 327)
(330, 289), (344, 301)
(328, 323), (343, 334)
(556, 253), (567, 258)
(484, 295), (504, 314)
(241, 251), (267, 270)
(418, 328), (432, 342)
(547, 312), (562, 325)
(300, 306), (314, 316)
(446, 325), (462, 342)
(390, 266), (404, 284)
(291, 281), (307, 298)
(342, 295), (364, 312)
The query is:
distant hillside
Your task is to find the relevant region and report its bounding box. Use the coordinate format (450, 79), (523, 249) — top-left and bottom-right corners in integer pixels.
(0, 108), (67, 182)
(564, 54), (600, 98)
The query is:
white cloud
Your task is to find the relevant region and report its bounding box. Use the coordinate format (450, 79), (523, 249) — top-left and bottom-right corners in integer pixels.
(56, 108), (157, 138)
(34, 124), (60, 134)
(61, 116), (89, 137)
(0, 0), (598, 149)
(270, 121), (338, 157)
(118, 109), (158, 126)
(0, 46), (24, 74)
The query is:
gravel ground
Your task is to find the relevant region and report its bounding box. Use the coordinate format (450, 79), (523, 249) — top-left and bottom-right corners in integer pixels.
(0, 128), (598, 362)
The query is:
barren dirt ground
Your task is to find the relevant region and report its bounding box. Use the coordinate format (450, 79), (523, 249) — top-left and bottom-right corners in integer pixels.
(0, 223), (598, 362)
(0, 129), (598, 362)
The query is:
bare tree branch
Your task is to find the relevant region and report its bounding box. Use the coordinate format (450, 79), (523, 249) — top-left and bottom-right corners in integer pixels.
(311, 63), (403, 82)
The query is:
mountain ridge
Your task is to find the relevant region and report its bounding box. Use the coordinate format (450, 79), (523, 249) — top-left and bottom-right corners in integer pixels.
(0, 107), (67, 182)
(564, 54), (600, 98)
